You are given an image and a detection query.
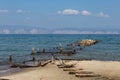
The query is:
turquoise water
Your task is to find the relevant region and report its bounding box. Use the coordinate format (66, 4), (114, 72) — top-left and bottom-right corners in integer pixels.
(0, 34), (120, 65)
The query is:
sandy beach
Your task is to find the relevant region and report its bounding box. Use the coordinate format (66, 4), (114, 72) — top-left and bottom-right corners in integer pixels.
(0, 60), (120, 80)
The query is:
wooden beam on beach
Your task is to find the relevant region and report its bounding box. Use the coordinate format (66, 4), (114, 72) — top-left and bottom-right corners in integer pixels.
(63, 68), (83, 71)
(41, 60), (52, 67)
(69, 71), (93, 74)
(75, 74), (100, 77)
(58, 64), (74, 68)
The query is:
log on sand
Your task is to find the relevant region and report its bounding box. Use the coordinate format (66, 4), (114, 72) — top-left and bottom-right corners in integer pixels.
(75, 74), (100, 77)
(0, 79), (9, 80)
(58, 64), (74, 68)
(69, 71), (93, 74)
(63, 68), (83, 71)
(41, 60), (52, 67)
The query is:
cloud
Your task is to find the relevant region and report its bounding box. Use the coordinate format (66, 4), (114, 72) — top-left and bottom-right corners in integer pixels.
(0, 9), (9, 13)
(97, 12), (110, 18)
(57, 9), (111, 18)
(81, 10), (91, 16)
(16, 9), (30, 13)
(58, 9), (80, 15)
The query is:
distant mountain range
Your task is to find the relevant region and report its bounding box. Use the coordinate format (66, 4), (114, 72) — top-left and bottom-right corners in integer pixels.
(0, 25), (120, 34)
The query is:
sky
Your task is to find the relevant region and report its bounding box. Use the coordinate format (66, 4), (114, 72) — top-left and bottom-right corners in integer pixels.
(0, 0), (120, 34)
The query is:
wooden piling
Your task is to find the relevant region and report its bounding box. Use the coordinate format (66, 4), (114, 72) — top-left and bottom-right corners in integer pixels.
(9, 54), (12, 65)
(37, 48), (40, 53)
(59, 47), (63, 54)
(51, 54), (55, 64)
(43, 48), (45, 53)
(75, 74), (100, 77)
(32, 54), (35, 61)
(69, 71), (93, 74)
(31, 48), (35, 55)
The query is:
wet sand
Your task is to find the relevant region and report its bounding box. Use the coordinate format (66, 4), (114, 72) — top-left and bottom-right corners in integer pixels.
(0, 60), (120, 80)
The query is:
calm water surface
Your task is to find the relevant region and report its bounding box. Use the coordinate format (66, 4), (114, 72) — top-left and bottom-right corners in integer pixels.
(0, 34), (120, 64)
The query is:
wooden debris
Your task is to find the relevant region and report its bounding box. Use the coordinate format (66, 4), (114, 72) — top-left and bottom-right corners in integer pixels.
(58, 64), (74, 68)
(11, 60), (41, 68)
(63, 68), (83, 71)
(75, 74), (100, 77)
(69, 71), (93, 74)
(41, 60), (52, 67)
(31, 48), (35, 55)
(9, 54), (12, 65)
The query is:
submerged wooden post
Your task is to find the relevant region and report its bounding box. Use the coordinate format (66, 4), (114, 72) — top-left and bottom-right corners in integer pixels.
(59, 47), (63, 54)
(31, 48), (35, 61)
(32, 55), (35, 61)
(31, 48), (35, 55)
(37, 48), (40, 53)
(43, 48), (45, 53)
(9, 54), (12, 65)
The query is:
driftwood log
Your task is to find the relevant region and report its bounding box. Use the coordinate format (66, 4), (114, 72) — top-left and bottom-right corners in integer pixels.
(75, 74), (100, 77)
(0, 79), (9, 80)
(58, 64), (74, 68)
(69, 71), (93, 74)
(41, 60), (52, 67)
(63, 68), (83, 71)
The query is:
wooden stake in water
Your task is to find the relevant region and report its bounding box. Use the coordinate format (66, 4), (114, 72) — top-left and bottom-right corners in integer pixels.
(43, 48), (45, 53)
(31, 48), (35, 61)
(9, 54), (12, 65)
(37, 48), (40, 53)
(59, 47), (63, 54)
(31, 48), (35, 55)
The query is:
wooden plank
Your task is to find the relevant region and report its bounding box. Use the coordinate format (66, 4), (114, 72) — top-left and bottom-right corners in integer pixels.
(41, 60), (52, 67)
(58, 64), (74, 68)
(63, 68), (83, 71)
(69, 71), (93, 74)
(75, 74), (100, 77)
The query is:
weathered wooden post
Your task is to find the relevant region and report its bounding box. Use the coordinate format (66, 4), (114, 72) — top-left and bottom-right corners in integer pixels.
(43, 48), (45, 53)
(59, 47), (63, 54)
(37, 48), (40, 53)
(37, 59), (41, 66)
(51, 54), (55, 64)
(31, 48), (35, 55)
(31, 48), (35, 61)
(9, 54), (12, 65)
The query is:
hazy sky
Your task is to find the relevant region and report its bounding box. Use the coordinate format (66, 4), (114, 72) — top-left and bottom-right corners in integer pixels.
(0, 0), (120, 34)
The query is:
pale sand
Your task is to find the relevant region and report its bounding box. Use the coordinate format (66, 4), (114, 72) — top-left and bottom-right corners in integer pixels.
(67, 60), (120, 80)
(1, 60), (120, 80)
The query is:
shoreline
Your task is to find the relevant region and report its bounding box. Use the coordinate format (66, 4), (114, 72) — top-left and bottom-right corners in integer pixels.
(0, 60), (120, 80)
